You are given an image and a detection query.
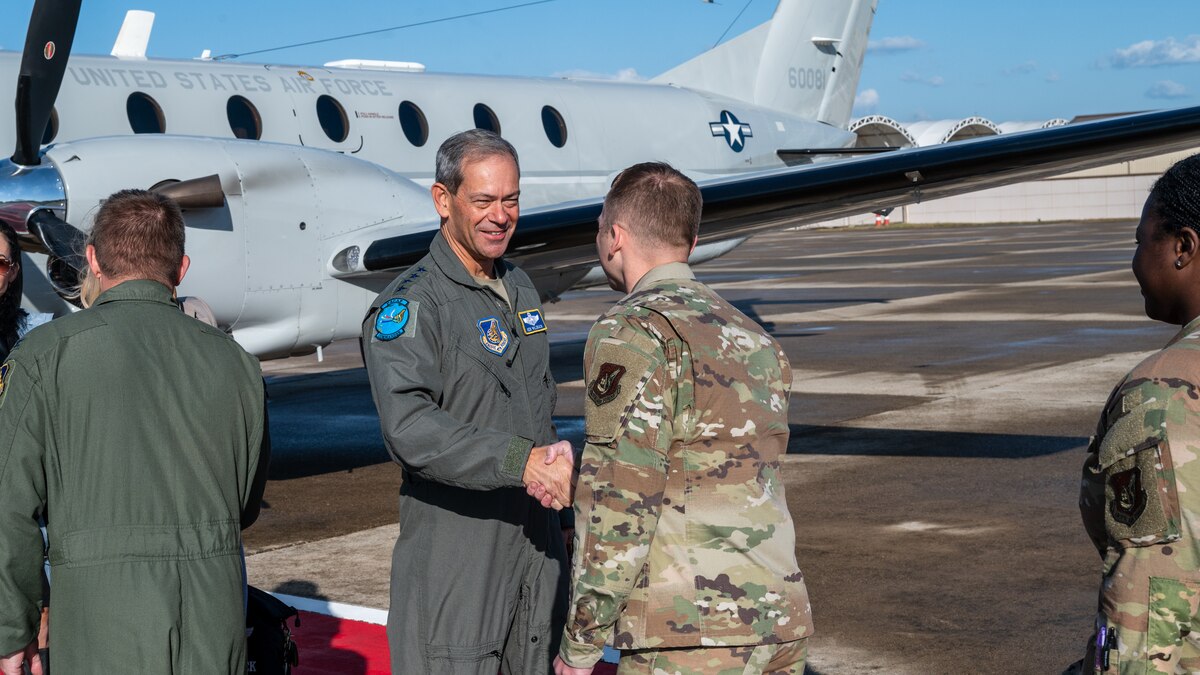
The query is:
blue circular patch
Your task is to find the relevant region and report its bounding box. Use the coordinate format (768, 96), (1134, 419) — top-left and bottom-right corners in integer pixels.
(375, 298), (410, 341)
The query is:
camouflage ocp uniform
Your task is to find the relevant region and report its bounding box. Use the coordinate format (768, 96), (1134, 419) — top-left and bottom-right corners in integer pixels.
(559, 262), (812, 673)
(1080, 316), (1200, 674)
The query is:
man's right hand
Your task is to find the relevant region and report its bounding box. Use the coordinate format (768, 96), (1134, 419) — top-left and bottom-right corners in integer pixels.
(524, 441), (576, 510)
(0, 642), (41, 675)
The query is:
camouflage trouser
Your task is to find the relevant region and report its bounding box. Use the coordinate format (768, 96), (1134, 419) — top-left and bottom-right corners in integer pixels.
(617, 638), (807, 675)
(1087, 577), (1200, 674)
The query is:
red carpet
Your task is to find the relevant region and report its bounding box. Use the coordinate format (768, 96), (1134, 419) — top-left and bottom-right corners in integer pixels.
(289, 610), (617, 674)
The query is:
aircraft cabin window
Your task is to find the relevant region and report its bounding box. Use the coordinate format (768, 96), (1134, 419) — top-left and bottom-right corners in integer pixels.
(227, 95), (262, 140)
(473, 103), (501, 136)
(42, 107), (58, 145)
(317, 95), (349, 143)
(127, 92), (165, 134)
(541, 105), (567, 148)
(398, 101), (428, 147)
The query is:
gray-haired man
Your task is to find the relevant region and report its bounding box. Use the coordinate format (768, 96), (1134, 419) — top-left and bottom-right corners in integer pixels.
(362, 129), (575, 674)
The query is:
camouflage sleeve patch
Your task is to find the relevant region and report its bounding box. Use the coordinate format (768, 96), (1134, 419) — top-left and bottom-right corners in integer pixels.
(584, 336), (658, 444)
(1097, 395), (1179, 546)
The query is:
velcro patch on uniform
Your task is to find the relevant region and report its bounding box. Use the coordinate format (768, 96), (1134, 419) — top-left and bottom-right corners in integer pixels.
(374, 297), (418, 341)
(518, 308), (547, 335)
(588, 363), (626, 406)
(585, 339), (656, 444)
(1109, 467), (1147, 525)
(477, 316), (510, 356)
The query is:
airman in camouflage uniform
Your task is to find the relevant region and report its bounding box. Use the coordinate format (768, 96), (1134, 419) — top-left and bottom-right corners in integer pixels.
(554, 163), (810, 675)
(1079, 320), (1200, 673)
(1078, 153), (1200, 674)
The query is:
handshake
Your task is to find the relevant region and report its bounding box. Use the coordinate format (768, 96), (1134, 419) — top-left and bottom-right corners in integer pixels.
(523, 440), (577, 511)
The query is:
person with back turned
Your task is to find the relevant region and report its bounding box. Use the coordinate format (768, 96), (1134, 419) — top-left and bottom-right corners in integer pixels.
(0, 189), (270, 674)
(362, 129), (575, 674)
(550, 162), (812, 675)
(1076, 153), (1200, 673)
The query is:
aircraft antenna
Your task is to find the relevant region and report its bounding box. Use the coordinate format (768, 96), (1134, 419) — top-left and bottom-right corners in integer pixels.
(712, 0), (755, 49)
(212, 0), (560, 61)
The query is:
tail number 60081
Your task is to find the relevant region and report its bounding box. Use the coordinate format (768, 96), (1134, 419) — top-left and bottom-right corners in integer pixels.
(788, 67), (825, 90)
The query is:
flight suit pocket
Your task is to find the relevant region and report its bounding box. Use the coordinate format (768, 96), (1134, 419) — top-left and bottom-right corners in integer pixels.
(1097, 401), (1180, 547)
(423, 640), (503, 675)
(1146, 577), (1200, 668)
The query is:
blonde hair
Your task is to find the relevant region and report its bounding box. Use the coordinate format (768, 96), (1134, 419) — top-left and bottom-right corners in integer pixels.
(78, 266), (101, 309)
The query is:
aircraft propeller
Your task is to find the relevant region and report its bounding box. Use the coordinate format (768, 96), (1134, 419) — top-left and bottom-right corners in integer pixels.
(12, 0), (83, 167)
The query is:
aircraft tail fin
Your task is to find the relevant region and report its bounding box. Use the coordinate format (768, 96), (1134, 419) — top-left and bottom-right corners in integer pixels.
(653, 0), (877, 129)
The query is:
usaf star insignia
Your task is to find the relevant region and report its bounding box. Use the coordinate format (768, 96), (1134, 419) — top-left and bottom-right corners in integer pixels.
(477, 316), (510, 356)
(518, 308), (547, 335)
(375, 297), (418, 341)
(588, 362), (627, 406)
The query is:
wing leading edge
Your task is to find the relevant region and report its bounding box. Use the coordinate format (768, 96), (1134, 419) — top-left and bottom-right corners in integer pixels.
(361, 106), (1200, 275)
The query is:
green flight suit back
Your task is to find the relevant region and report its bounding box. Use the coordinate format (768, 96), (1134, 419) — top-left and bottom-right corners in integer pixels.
(0, 280), (267, 674)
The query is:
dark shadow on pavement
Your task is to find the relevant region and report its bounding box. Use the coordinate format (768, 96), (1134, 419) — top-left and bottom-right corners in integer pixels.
(272, 580), (368, 675)
(788, 424), (1086, 458)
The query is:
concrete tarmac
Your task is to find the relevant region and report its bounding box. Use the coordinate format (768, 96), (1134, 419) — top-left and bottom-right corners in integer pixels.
(246, 219), (1172, 674)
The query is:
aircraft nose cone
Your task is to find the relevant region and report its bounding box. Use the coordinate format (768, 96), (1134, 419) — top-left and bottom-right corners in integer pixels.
(0, 159), (65, 237)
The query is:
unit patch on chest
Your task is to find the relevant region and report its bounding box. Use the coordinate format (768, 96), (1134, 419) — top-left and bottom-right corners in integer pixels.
(477, 316), (511, 356)
(518, 308), (547, 335)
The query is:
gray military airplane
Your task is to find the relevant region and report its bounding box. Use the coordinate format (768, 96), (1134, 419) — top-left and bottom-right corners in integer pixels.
(3, 0), (1199, 358)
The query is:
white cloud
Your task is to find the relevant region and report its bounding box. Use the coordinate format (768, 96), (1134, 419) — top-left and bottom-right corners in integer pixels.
(553, 67), (644, 82)
(1147, 80), (1189, 99)
(900, 72), (944, 87)
(1003, 60), (1038, 76)
(1110, 36), (1200, 68)
(1044, 70), (1061, 83)
(868, 36), (925, 53)
(853, 88), (880, 114)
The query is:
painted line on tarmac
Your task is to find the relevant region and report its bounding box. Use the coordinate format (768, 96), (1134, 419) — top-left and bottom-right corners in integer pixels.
(272, 592), (388, 625)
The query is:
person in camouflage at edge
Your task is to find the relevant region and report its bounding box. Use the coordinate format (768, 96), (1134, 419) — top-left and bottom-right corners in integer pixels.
(550, 162), (811, 675)
(1077, 154), (1200, 674)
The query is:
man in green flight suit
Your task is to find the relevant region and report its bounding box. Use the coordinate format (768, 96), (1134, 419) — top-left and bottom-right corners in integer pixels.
(553, 163), (812, 675)
(362, 129), (576, 674)
(0, 190), (270, 674)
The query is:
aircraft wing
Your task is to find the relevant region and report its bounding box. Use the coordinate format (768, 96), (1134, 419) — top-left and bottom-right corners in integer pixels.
(357, 105), (1200, 276)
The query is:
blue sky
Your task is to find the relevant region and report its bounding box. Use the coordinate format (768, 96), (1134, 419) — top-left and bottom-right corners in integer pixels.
(3, 0), (1199, 123)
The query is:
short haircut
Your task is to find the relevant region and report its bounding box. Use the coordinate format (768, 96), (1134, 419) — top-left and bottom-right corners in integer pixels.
(600, 162), (702, 249)
(435, 129), (520, 194)
(1149, 153), (1200, 238)
(88, 189), (186, 287)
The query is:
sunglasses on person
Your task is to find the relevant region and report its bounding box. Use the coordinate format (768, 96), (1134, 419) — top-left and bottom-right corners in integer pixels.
(0, 256), (18, 276)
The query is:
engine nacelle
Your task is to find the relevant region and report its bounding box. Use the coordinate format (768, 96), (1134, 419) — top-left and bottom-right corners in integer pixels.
(39, 135), (436, 357)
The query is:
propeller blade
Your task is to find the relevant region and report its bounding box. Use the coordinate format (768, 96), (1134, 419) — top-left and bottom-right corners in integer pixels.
(150, 175), (226, 209)
(13, 0), (83, 166)
(27, 208), (85, 271)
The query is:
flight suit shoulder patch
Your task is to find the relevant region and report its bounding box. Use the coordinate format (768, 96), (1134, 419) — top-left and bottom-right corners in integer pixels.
(585, 336), (659, 443)
(374, 297), (419, 341)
